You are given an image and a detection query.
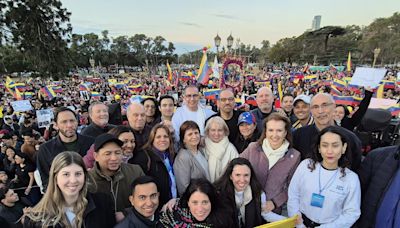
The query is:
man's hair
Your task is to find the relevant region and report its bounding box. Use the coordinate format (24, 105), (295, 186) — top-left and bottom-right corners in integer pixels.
(88, 101), (108, 115)
(184, 85), (198, 95)
(130, 176), (158, 195)
(159, 95), (175, 106)
(0, 186), (9, 201)
(54, 107), (76, 123)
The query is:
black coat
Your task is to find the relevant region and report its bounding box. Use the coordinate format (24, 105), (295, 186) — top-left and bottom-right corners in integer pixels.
(22, 193), (116, 228)
(356, 145), (400, 228)
(293, 124), (362, 171)
(129, 148), (172, 208)
(341, 90), (373, 131)
(80, 123), (115, 138)
(37, 134), (94, 189)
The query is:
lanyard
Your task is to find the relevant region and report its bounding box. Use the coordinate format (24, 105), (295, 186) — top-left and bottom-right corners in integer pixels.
(318, 165), (339, 194)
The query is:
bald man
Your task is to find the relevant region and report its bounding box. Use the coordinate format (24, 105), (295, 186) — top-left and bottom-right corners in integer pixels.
(292, 93), (362, 171)
(250, 87), (276, 133)
(127, 102), (151, 153)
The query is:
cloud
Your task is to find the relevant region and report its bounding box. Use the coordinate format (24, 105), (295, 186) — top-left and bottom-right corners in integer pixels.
(214, 14), (241, 20)
(179, 22), (202, 28)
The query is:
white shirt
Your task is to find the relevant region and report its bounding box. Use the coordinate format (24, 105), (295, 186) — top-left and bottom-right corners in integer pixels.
(172, 104), (214, 140)
(288, 159), (361, 228)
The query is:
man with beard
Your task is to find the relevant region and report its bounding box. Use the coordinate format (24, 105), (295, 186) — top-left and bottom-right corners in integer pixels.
(81, 101), (115, 138)
(37, 107), (94, 189)
(207, 89), (242, 144)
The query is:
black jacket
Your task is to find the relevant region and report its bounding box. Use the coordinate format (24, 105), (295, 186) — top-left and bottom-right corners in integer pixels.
(81, 123), (116, 138)
(115, 207), (160, 228)
(37, 134), (94, 189)
(131, 126), (151, 154)
(206, 110), (243, 143)
(250, 108), (275, 134)
(22, 193), (116, 228)
(356, 145), (400, 228)
(130, 149), (172, 208)
(341, 90), (373, 131)
(293, 124), (362, 171)
(233, 130), (261, 154)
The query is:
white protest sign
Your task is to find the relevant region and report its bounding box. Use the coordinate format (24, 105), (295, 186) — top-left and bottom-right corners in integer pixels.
(350, 67), (387, 88)
(397, 72), (400, 81)
(80, 91), (90, 101)
(10, 100), (33, 112)
(36, 109), (54, 128)
(369, 98), (397, 109)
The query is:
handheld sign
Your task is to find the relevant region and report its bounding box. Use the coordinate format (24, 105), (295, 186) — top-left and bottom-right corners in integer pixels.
(11, 100), (33, 112)
(350, 67), (387, 88)
(36, 109), (54, 128)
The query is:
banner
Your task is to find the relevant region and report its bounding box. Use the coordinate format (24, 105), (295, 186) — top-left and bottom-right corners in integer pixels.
(36, 109), (54, 128)
(255, 215), (298, 228)
(10, 100), (33, 112)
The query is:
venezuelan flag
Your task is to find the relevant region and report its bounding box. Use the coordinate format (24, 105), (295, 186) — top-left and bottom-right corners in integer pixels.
(330, 85), (342, 96)
(197, 50), (212, 85)
(14, 83), (27, 92)
(333, 79), (347, 90)
(167, 61), (173, 82)
(245, 95), (257, 106)
(24, 92), (34, 99)
(381, 80), (395, 89)
(304, 75), (318, 83)
(52, 86), (63, 93)
(352, 96), (362, 106)
(40, 86), (56, 99)
(384, 104), (400, 116)
(90, 91), (101, 98)
(203, 89), (221, 100)
(347, 52), (352, 72)
(79, 84), (89, 91)
(333, 96), (354, 106)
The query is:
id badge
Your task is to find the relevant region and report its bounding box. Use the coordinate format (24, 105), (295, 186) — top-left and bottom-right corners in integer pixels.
(310, 193), (325, 208)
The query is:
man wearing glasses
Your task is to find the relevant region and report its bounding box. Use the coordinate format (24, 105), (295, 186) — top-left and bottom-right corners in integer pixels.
(206, 89), (242, 144)
(172, 86), (215, 140)
(292, 93), (362, 171)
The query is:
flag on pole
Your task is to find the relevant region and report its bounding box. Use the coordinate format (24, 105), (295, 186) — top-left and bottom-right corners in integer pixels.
(212, 55), (220, 79)
(167, 61), (173, 82)
(376, 83), (384, 98)
(347, 52), (352, 72)
(197, 47), (212, 85)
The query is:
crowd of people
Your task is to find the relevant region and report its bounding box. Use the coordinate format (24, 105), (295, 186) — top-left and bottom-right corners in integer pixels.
(0, 65), (399, 228)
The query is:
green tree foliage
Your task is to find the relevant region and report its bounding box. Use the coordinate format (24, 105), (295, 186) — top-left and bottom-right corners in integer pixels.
(1, 0), (72, 78)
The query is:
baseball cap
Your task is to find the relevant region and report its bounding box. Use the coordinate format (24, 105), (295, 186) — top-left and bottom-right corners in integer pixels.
(94, 133), (123, 151)
(237, 112), (256, 126)
(293, 94), (311, 106)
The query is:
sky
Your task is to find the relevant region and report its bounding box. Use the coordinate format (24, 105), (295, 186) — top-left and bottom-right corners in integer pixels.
(61, 0), (399, 54)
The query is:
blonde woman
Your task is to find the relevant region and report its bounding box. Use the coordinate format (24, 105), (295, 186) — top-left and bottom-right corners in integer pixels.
(204, 116), (238, 182)
(22, 151), (116, 228)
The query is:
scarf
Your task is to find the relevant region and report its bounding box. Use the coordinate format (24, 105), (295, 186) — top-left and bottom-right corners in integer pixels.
(262, 139), (289, 169)
(235, 186), (253, 226)
(159, 202), (212, 228)
(205, 136), (230, 182)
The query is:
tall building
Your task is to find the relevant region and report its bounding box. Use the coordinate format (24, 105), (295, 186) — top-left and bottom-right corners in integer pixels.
(311, 15), (321, 31)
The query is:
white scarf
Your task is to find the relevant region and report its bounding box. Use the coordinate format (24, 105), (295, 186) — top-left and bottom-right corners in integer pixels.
(262, 139), (289, 169)
(205, 136), (230, 182)
(235, 186), (253, 225)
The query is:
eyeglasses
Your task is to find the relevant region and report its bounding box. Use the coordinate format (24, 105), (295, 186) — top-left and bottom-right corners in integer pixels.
(220, 97), (235, 102)
(185, 94), (199, 99)
(311, 103), (333, 111)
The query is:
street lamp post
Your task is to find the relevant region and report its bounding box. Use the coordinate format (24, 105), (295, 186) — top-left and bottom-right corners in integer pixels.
(214, 34), (221, 57)
(373, 48), (381, 68)
(227, 34), (234, 54)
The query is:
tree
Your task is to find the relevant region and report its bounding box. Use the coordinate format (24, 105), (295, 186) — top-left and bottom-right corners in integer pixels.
(1, 0), (72, 79)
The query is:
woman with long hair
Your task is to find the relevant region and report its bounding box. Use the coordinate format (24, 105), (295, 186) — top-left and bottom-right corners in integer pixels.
(159, 178), (231, 227)
(174, 121), (210, 196)
(204, 116), (238, 182)
(141, 98), (161, 129)
(240, 113), (301, 213)
(131, 123), (177, 207)
(288, 126), (361, 227)
(214, 158), (286, 228)
(108, 126), (136, 164)
(22, 151), (116, 228)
